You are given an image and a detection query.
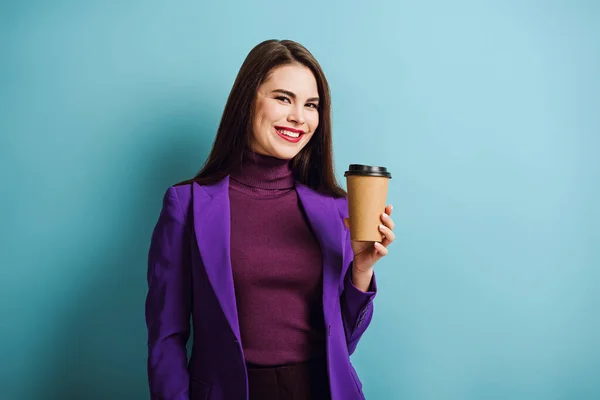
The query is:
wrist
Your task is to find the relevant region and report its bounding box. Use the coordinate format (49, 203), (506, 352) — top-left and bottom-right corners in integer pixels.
(351, 262), (374, 292)
(352, 260), (373, 275)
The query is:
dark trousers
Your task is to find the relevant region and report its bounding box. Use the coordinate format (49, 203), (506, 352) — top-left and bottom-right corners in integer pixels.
(246, 356), (331, 400)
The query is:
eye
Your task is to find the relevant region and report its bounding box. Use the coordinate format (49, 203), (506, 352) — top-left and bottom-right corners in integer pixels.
(275, 96), (291, 104)
(306, 103), (319, 109)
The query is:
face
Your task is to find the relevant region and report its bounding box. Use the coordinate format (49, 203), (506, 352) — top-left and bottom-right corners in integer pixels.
(250, 63), (320, 160)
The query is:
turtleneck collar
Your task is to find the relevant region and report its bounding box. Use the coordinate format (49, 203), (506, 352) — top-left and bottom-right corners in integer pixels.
(230, 149), (295, 190)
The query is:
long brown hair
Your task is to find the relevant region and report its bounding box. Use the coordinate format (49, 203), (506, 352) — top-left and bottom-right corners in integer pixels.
(178, 39), (346, 198)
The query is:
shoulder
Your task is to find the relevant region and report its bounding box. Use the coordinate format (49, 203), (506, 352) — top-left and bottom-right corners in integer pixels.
(158, 183), (194, 223)
(164, 176), (229, 213)
(166, 182), (193, 206)
(297, 182), (349, 218)
(333, 195), (349, 218)
(305, 183), (349, 218)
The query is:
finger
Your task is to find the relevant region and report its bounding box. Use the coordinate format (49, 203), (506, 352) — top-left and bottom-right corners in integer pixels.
(381, 212), (396, 231)
(379, 224), (396, 243)
(344, 217), (350, 229)
(374, 242), (388, 256)
(386, 204), (393, 217)
(380, 231), (394, 248)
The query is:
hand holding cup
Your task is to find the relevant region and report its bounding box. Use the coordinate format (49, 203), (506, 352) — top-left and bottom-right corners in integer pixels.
(344, 165), (395, 275)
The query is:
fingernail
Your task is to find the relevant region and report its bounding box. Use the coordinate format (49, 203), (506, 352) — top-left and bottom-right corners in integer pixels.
(379, 224), (385, 230)
(382, 213), (389, 219)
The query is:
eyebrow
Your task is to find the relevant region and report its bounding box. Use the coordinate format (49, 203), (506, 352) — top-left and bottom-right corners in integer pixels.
(272, 89), (320, 103)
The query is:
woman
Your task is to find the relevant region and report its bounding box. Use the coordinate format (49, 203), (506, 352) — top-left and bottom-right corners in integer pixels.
(145, 39), (396, 400)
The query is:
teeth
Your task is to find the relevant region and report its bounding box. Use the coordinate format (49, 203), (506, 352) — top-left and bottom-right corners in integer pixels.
(278, 129), (300, 138)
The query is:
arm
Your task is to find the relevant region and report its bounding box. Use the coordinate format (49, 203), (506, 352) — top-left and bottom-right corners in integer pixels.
(341, 264), (377, 355)
(337, 198), (395, 355)
(145, 187), (192, 400)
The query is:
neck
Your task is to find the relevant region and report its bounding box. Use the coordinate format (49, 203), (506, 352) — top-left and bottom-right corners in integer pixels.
(230, 149), (295, 190)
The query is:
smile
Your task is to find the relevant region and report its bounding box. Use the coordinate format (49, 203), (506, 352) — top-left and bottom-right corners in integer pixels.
(274, 126), (305, 143)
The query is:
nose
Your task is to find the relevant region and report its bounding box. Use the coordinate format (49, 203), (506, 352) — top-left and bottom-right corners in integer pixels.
(287, 104), (305, 125)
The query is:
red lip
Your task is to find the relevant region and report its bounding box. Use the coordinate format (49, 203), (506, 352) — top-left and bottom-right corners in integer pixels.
(274, 127), (303, 143)
(275, 126), (305, 134)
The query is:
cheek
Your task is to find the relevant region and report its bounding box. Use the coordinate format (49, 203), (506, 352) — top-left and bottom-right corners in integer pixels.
(308, 112), (319, 132)
(260, 101), (286, 124)
(254, 99), (267, 121)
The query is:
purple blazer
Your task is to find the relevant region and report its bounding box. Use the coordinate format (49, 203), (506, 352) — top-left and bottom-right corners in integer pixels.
(145, 176), (377, 400)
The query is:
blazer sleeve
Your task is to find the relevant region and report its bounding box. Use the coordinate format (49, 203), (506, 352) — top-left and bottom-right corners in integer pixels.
(341, 263), (377, 355)
(337, 198), (378, 355)
(145, 187), (192, 400)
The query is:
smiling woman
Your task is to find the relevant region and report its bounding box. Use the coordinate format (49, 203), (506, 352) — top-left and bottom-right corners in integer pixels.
(145, 39), (396, 400)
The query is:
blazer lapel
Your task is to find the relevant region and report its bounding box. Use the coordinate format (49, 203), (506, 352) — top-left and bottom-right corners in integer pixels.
(191, 177), (241, 341)
(296, 183), (345, 312)
(191, 178), (346, 342)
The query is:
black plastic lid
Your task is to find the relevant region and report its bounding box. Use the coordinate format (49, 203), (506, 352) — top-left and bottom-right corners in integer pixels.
(344, 164), (392, 178)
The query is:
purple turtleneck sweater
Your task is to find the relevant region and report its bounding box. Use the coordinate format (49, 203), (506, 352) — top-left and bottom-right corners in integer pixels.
(229, 151), (326, 366)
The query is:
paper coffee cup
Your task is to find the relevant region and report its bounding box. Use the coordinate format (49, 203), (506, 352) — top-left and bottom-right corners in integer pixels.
(344, 164), (392, 242)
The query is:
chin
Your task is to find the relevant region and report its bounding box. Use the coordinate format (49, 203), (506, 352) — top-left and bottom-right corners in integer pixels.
(252, 137), (306, 160)
(269, 149), (299, 160)
(264, 143), (304, 160)
(275, 146), (304, 160)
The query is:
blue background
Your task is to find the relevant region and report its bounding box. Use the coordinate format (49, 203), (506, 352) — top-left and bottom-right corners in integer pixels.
(1, 1), (599, 399)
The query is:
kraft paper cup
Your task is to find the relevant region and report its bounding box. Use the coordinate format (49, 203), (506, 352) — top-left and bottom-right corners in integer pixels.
(344, 164), (392, 242)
